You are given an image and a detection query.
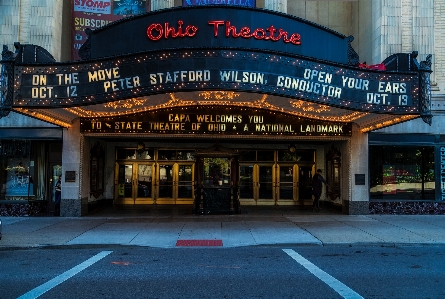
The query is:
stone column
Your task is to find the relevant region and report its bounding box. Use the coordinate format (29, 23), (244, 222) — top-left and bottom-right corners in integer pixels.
(345, 123), (369, 215)
(151, 0), (174, 11)
(16, 0), (64, 61)
(60, 118), (87, 217)
(18, 0), (31, 44)
(265, 0), (287, 13)
(371, 1), (434, 65)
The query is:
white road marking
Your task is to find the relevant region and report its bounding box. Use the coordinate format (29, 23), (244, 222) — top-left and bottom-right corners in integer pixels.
(283, 249), (364, 299)
(17, 251), (113, 299)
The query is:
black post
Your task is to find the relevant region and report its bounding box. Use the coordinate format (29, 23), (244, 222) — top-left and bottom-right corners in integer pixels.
(0, 45), (15, 119)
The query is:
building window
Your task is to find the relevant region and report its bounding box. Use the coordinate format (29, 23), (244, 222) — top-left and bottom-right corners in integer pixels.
(369, 146), (435, 200)
(0, 140), (33, 200)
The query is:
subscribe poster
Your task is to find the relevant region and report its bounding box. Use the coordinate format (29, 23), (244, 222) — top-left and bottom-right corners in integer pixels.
(72, 0), (151, 61)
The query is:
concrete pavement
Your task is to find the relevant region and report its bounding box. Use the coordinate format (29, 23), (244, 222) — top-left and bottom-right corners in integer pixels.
(1, 208), (445, 248)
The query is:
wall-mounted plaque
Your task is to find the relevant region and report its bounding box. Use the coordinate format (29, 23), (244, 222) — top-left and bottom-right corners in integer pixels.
(65, 171), (76, 182)
(355, 174), (365, 185)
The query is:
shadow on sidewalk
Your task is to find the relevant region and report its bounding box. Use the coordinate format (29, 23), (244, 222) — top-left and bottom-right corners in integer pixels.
(87, 202), (343, 218)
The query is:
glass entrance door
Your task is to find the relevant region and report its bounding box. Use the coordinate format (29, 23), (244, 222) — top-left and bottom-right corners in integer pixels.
(239, 164), (275, 204)
(257, 164), (274, 204)
(156, 163), (194, 204)
(116, 163), (154, 204)
(276, 164), (312, 205)
(278, 165), (297, 202)
(137, 164), (153, 200)
(239, 164), (306, 205)
(177, 164), (193, 203)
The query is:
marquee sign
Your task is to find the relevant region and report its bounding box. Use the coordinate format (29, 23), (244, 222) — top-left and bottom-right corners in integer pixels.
(12, 49), (420, 114)
(80, 106), (352, 136)
(1, 6), (432, 122)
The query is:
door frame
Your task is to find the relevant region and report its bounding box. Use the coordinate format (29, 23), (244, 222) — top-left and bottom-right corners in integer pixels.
(155, 162), (195, 205)
(114, 162), (155, 205)
(275, 163), (299, 205)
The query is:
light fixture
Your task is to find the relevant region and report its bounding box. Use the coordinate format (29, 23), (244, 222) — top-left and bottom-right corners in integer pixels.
(137, 142), (145, 154)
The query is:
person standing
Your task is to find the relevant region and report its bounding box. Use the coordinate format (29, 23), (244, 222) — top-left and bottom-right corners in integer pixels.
(54, 175), (62, 216)
(312, 169), (328, 212)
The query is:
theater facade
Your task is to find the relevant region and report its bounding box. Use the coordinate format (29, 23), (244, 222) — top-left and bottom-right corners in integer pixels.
(0, 5), (436, 216)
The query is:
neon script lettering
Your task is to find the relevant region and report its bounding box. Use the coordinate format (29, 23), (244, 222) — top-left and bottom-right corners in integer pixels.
(208, 20), (301, 45)
(147, 21), (198, 40)
(146, 20), (301, 46)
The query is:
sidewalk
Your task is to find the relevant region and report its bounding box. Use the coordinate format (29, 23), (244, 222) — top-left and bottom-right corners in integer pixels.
(1, 207), (445, 248)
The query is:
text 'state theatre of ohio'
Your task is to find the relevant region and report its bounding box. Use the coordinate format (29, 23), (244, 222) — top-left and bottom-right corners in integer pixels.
(0, 5), (438, 216)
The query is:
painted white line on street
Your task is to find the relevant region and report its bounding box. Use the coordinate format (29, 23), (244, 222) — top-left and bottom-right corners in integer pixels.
(283, 249), (364, 299)
(17, 251), (113, 299)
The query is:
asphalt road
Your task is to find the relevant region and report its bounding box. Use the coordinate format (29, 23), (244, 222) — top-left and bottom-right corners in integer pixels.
(2, 245), (445, 299)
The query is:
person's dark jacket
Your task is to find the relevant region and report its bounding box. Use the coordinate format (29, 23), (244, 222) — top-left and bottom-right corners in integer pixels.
(312, 173), (327, 195)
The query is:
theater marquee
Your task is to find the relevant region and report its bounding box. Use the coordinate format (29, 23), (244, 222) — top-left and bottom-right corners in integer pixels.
(1, 6), (432, 123)
(80, 107), (352, 136)
(13, 49), (420, 114)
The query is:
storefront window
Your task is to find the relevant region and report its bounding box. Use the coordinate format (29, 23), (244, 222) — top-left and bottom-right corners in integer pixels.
(0, 140), (34, 200)
(1, 140), (62, 202)
(369, 146), (435, 200)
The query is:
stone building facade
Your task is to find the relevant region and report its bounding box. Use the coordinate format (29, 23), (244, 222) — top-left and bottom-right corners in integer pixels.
(1, 0), (443, 216)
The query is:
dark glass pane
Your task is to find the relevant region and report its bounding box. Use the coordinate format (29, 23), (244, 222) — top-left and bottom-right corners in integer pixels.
(178, 165), (193, 198)
(257, 151), (274, 161)
(279, 166), (293, 200)
(239, 151), (256, 161)
(159, 164), (173, 198)
(239, 165), (254, 198)
(278, 151), (295, 162)
(136, 150), (154, 160)
(158, 150), (176, 160)
(298, 166), (313, 200)
(116, 149), (135, 160)
(258, 166), (273, 199)
(298, 150), (315, 162)
(137, 165), (152, 198)
(278, 150), (314, 162)
(177, 151), (194, 161)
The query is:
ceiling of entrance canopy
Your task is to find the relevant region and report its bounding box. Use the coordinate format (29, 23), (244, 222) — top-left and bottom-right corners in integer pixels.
(14, 91), (418, 133)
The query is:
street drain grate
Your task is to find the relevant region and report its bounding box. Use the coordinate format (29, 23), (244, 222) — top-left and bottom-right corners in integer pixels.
(176, 239), (223, 246)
